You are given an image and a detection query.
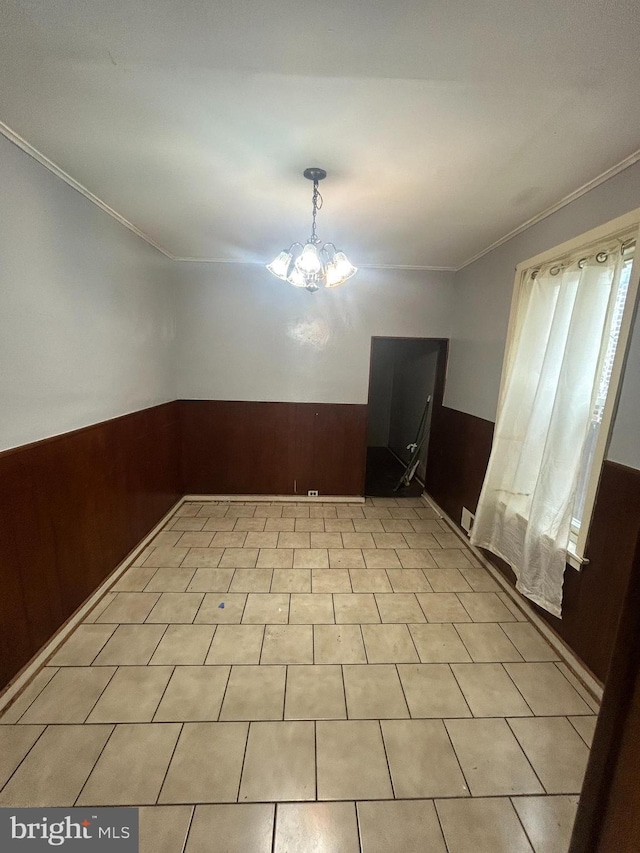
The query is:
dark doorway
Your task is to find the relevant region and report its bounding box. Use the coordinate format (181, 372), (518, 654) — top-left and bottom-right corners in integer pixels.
(365, 337), (448, 497)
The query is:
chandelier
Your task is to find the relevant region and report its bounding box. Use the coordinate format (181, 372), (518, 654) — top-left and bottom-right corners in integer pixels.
(267, 167), (357, 292)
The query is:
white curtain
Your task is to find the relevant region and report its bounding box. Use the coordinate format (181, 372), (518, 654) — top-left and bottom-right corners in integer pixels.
(470, 244), (622, 617)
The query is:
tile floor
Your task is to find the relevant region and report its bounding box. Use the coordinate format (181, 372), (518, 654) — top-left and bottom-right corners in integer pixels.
(0, 497), (599, 852)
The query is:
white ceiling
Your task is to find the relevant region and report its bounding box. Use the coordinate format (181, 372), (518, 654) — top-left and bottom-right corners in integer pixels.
(1, 0), (639, 269)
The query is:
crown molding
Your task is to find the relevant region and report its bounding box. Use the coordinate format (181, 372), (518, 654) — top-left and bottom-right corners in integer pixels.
(456, 147), (640, 271)
(0, 120), (175, 259)
(3, 119), (639, 274)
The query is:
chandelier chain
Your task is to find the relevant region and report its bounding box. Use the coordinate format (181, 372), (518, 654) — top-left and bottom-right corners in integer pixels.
(310, 181), (323, 244)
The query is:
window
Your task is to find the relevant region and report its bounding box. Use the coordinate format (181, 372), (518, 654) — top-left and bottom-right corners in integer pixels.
(470, 210), (640, 617)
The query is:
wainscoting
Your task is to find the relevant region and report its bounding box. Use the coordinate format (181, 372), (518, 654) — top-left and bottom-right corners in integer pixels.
(427, 405), (640, 683)
(179, 400), (367, 497)
(0, 402), (180, 689)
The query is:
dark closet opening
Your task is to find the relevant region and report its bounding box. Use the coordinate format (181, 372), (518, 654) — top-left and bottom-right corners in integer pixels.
(365, 337), (448, 497)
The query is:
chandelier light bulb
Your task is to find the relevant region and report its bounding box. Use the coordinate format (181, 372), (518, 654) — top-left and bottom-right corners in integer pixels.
(266, 168), (356, 292)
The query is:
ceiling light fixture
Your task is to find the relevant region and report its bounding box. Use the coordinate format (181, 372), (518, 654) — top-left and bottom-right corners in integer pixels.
(267, 168), (357, 292)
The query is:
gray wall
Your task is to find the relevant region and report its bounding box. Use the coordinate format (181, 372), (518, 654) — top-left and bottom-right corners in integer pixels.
(0, 135), (176, 452)
(445, 159), (640, 470)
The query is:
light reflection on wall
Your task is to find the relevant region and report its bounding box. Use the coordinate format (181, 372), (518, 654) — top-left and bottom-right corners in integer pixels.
(287, 317), (332, 350)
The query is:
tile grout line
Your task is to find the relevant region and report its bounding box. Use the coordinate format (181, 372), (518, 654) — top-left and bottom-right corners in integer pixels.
(72, 722), (118, 806)
(154, 721), (185, 805)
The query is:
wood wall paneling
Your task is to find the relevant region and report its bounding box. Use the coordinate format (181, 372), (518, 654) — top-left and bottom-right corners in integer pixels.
(0, 402), (180, 690)
(179, 400), (367, 496)
(427, 405), (640, 683)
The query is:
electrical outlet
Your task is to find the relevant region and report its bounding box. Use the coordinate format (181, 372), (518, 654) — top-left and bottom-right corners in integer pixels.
(461, 507), (475, 535)
(307, 490), (319, 497)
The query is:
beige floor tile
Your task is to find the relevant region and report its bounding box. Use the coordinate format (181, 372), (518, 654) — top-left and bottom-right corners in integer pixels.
(325, 519), (355, 532)
(92, 624), (167, 666)
(341, 532), (374, 549)
(423, 568), (472, 592)
(512, 795), (579, 853)
(349, 569), (392, 592)
(243, 532), (278, 549)
(398, 664), (471, 718)
(87, 666), (173, 722)
(0, 724), (113, 806)
(242, 593), (289, 623)
(500, 623), (560, 661)
(310, 505), (337, 519)
(261, 625), (313, 664)
(382, 719), (469, 798)
(145, 568), (197, 593)
(265, 517), (295, 532)
(185, 804), (274, 853)
(372, 533), (407, 549)
(220, 665), (286, 720)
(146, 592), (204, 623)
(83, 593), (116, 621)
(508, 717), (589, 793)
(171, 519), (207, 532)
(333, 593), (380, 624)
(446, 718), (543, 796)
(410, 519), (444, 533)
(293, 548), (329, 569)
(312, 569), (352, 593)
(176, 532), (214, 548)
(256, 549), (293, 568)
(150, 624), (215, 665)
(206, 625), (264, 665)
(380, 519), (413, 532)
(239, 721), (316, 802)
(362, 507), (391, 519)
(275, 802), (359, 853)
(271, 569), (311, 593)
(316, 720), (392, 800)
(226, 505), (257, 518)
(202, 517), (236, 532)
(211, 532), (247, 548)
(255, 505), (283, 518)
(152, 530), (184, 546)
(554, 663), (601, 712)
(0, 725), (45, 788)
(97, 592), (161, 623)
(404, 533), (440, 550)
(143, 546), (190, 567)
(198, 505), (231, 519)
(113, 566), (158, 592)
(181, 548), (225, 568)
(0, 668), (59, 724)
(504, 663), (592, 715)
(139, 805), (194, 853)
(278, 532), (311, 549)
(362, 624), (419, 663)
(154, 665), (230, 722)
(289, 593), (334, 623)
(398, 549), (438, 568)
(455, 623), (523, 662)
(283, 506), (310, 518)
(329, 549), (366, 569)
(310, 532), (343, 548)
(430, 549), (474, 569)
(451, 663), (532, 716)
(354, 518), (385, 532)
(194, 593), (247, 623)
(48, 624), (116, 666)
(186, 568), (234, 592)
(294, 517), (325, 532)
(457, 592), (516, 622)
(459, 567), (501, 591)
(343, 664), (409, 718)
(388, 506), (420, 519)
(417, 593), (472, 622)
(284, 665), (346, 720)
(20, 667), (115, 724)
(314, 625), (366, 663)
(375, 593), (425, 623)
(159, 722), (249, 803)
(358, 799), (447, 853)
(362, 549), (402, 569)
(77, 723), (181, 805)
(568, 714), (597, 746)
(220, 548), (259, 568)
(409, 624), (472, 663)
(229, 569), (274, 592)
(497, 591), (529, 621)
(234, 518), (267, 532)
(436, 797), (534, 853)
(336, 506), (365, 519)
(386, 568), (432, 592)
(433, 532), (464, 548)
